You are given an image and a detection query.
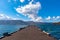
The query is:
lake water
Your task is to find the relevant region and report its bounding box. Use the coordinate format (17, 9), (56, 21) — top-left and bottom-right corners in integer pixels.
(0, 25), (27, 38)
(0, 24), (60, 40)
(36, 23), (60, 40)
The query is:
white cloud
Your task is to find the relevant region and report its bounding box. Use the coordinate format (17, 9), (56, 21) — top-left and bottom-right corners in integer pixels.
(0, 14), (20, 20)
(45, 16), (60, 22)
(52, 16), (55, 19)
(15, 0), (60, 22)
(56, 16), (60, 19)
(52, 16), (60, 20)
(0, 14), (11, 20)
(45, 16), (51, 20)
(52, 16), (56, 20)
(16, 0), (41, 22)
(0, 14), (5, 19)
(35, 17), (43, 22)
(16, 2), (41, 15)
(20, 0), (25, 3)
(29, 0), (34, 4)
(28, 14), (36, 20)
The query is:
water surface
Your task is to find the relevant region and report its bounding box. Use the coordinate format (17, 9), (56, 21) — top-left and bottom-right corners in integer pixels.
(36, 23), (60, 40)
(0, 25), (27, 38)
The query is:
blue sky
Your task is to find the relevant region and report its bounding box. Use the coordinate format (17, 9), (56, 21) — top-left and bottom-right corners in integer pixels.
(0, 0), (60, 22)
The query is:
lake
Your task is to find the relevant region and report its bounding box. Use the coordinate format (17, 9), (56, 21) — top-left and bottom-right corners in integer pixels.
(0, 25), (27, 38)
(0, 24), (60, 40)
(36, 23), (60, 40)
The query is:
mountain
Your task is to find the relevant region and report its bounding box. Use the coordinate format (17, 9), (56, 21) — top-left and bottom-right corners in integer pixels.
(0, 20), (55, 25)
(0, 20), (27, 25)
(0, 20), (44, 25)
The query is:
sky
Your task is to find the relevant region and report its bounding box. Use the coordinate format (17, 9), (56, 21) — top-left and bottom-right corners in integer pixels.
(0, 0), (60, 22)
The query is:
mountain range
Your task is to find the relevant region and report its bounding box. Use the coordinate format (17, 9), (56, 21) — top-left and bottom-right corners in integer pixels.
(0, 20), (59, 25)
